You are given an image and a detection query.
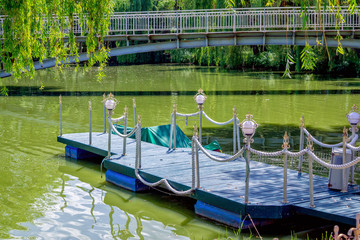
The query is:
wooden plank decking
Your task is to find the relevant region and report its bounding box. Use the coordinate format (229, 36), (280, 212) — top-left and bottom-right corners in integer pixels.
(58, 132), (360, 226)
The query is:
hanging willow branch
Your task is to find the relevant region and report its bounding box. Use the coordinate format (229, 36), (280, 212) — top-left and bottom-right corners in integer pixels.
(0, 0), (113, 82)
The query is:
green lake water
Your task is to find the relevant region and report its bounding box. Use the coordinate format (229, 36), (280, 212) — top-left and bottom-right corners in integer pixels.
(0, 64), (359, 239)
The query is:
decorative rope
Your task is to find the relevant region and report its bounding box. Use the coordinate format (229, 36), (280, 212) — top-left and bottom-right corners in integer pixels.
(193, 137), (244, 162)
(307, 151), (360, 170)
(346, 134), (359, 151)
(303, 128), (344, 148)
(176, 111), (200, 117)
(133, 121), (195, 196)
(248, 147), (285, 157)
(202, 111), (235, 126)
(111, 115), (125, 123)
(108, 117), (138, 138)
(134, 170), (194, 195)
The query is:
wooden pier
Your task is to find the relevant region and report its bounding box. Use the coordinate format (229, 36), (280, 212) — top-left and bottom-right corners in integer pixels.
(58, 132), (360, 228)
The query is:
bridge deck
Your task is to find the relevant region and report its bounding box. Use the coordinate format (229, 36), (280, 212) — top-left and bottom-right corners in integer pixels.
(58, 132), (360, 227)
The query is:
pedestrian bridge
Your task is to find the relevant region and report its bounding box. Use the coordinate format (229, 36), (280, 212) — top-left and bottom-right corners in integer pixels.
(1, 7), (360, 77)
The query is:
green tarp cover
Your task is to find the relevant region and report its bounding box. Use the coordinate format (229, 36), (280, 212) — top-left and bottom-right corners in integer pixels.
(113, 124), (222, 152)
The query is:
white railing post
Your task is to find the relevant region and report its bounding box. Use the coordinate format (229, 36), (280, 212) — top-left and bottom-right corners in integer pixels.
(199, 105), (203, 145)
(103, 94), (107, 133)
(206, 11), (208, 33)
(133, 98), (137, 125)
(59, 95), (62, 136)
(245, 137), (251, 204)
(173, 104), (177, 149)
(194, 124), (200, 188)
(233, 107), (237, 154)
(342, 127), (348, 192)
(123, 106), (128, 156)
(299, 116), (305, 172)
(307, 136), (315, 208)
(89, 100), (92, 145)
(107, 116), (112, 158)
(282, 132), (290, 203)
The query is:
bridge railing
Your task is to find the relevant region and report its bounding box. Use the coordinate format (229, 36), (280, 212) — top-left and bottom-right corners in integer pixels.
(1, 7), (360, 38)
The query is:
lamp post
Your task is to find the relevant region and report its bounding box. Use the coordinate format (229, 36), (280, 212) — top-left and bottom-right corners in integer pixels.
(346, 104), (360, 186)
(239, 114), (258, 204)
(347, 104), (360, 135)
(103, 93), (118, 158)
(194, 89), (207, 145)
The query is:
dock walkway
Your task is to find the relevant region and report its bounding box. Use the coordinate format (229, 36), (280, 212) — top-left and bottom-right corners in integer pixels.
(58, 132), (360, 227)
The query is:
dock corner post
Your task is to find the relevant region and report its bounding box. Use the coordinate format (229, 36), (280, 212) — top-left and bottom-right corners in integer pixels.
(233, 106), (237, 155)
(123, 106), (128, 156)
(341, 127), (349, 193)
(59, 95), (62, 136)
(107, 114), (112, 158)
(237, 118), (241, 153)
(350, 125), (357, 185)
(103, 93), (106, 133)
(191, 124), (198, 189)
(137, 114), (142, 169)
(309, 154), (315, 207)
(283, 132), (290, 204)
(173, 104), (177, 149)
(89, 100), (92, 145)
(104, 93), (117, 159)
(133, 98), (137, 125)
(307, 136), (315, 208)
(199, 105), (203, 145)
(298, 116), (305, 173)
(169, 111), (174, 150)
(245, 137), (251, 204)
(239, 113), (258, 204)
(193, 123), (200, 189)
(194, 88), (207, 146)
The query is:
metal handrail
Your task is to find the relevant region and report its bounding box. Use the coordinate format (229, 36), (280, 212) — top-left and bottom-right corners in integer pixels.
(2, 6), (360, 37)
(192, 129), (360, 208)
(169, 107), (241, 154)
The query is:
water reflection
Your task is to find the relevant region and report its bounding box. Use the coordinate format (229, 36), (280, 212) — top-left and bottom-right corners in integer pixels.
(2, 65), (360, 239)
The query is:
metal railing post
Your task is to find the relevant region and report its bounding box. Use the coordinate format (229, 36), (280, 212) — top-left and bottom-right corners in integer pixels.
(205, 11), (208, 33)
(147, 12), (150, 35)
(245, 138), (250, 204)
(173, 104), (176, 150)
(237, 120), (241, 152)
(233, 107), (237, 154)
(342, 127), (348, 192)
(283, 154), (288, 203)
(137, 115), (142, 169)
(199, 105), (203, 145)
(133, 98), (137, 125)
(191, 138), (196, 189)
(350, 125), (357, 185)
(298, 116), (305, 172)
(103, 94), (107, 133)
(309, 154), (315, 207)
(195, 124), (200, 188)
(282, 132), (290, 203)
(123, 106), (128, 156)
(89, 100), (92, 145)
(107, 115), (112, 158)
(59, 95), (62, 136)
(307, 136), (315, 208)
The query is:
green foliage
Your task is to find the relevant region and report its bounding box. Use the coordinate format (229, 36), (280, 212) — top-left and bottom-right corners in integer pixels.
(0, 0), (113, 81)
(0, 86), (8, 96)
(301, 44), (317, 71)
(283, 51), (295, 78)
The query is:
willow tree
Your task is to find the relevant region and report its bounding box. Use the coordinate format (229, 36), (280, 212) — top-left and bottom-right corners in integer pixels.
(264, 0), (360, 77)
(0, 0), (113, 83)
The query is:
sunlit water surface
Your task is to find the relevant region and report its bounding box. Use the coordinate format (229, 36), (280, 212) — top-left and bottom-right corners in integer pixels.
(1, 64), (360, 239)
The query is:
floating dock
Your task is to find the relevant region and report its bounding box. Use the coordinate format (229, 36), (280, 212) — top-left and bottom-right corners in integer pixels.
(58, 132), (360, 228)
